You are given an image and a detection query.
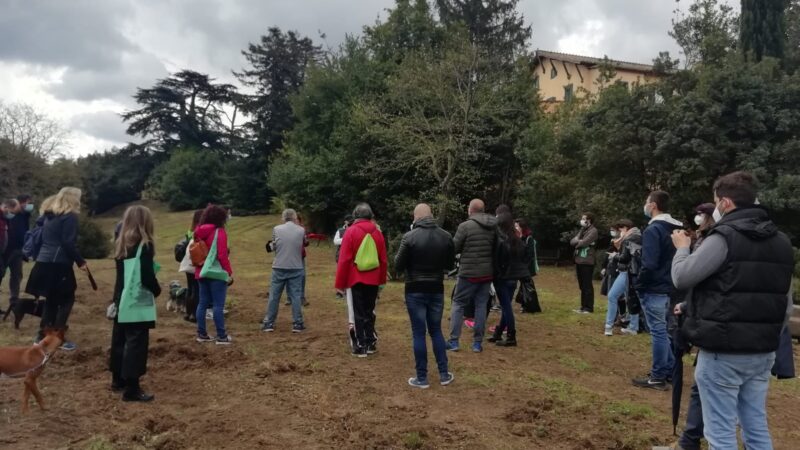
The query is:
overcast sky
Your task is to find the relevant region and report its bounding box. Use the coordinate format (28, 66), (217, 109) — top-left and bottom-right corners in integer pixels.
(0, 0), (734, 157)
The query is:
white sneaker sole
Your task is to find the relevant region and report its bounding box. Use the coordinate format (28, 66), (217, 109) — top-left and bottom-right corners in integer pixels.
(408, 378), (430, 389)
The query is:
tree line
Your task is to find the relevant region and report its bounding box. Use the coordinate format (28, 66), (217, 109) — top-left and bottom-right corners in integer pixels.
(1, 0), (799, 252)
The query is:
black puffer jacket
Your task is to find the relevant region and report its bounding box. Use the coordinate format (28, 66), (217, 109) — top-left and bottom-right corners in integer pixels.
(495, 231), (533, 280)
(394, 217), (454, 292)
(453, 213), (497, 278)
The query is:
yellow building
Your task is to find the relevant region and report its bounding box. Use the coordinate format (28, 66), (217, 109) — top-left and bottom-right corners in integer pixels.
(533, 50), (659, 107)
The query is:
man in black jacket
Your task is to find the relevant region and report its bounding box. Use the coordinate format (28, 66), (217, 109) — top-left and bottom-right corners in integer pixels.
(671, 172), (793, 449)
(395, 204), (455, 389)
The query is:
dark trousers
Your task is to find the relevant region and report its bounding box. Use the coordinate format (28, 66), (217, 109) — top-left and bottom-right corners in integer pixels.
(1, 249), (24, 306)
(351, 283), (379, 349)
(495, 279), (517, 334)
(678, 382), (704, 450)
(37, 296), (74, 341)
(516, 277), (542, 313)
(110, 320), (150, 387)
(575, 264), (595, 312)
(185, 273), (199, 319)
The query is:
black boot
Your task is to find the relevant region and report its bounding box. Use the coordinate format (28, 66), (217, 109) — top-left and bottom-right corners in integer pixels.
(111, 375), (126, 393)
(122, 378), (154, 402)
(487, 326), (503, 343)
(496, 331), (517, 347)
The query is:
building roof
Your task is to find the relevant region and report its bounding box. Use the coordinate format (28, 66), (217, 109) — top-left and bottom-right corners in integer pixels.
(534, 50), (655, 73)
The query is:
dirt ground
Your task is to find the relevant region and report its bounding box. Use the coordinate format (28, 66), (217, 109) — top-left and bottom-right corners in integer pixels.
(1, 208), (798, 450)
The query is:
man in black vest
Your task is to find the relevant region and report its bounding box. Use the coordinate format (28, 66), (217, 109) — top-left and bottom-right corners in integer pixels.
(671, 171), (793, 450)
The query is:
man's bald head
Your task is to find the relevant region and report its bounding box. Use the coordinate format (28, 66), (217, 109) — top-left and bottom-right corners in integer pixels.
(413, 203), (433, 222)
(468, 199), (485, 215)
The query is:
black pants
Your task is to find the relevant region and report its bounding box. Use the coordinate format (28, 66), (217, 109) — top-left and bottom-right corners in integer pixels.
(185, 273), (199, 319)
(110, 320), (150, 386)
(351, 283), (379, 349)
(37, 296), (74, 340)
(575, 264), (595, 312)
(678, 382), (704, 450)
(516, 277), (542, 313)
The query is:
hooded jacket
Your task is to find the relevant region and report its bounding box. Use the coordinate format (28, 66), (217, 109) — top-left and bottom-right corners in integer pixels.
(394, 217), (454, 293)
(193, 224), (233, 279)
(36, 212), (85, 267)
(453, 213), (497, 278)
(635, 214), (683, 294)
(335, 219), (388, 290)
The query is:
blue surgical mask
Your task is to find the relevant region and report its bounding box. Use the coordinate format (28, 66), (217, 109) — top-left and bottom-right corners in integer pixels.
(643, 204), (652, 219)
(24, 204), (34, 213)
(4, 213), (14, 220)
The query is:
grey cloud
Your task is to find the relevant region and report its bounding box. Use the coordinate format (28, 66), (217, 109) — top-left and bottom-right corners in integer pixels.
(69, 110), (130, 145)
(0, 0), (136, 71)
(50, 51), (167, 103)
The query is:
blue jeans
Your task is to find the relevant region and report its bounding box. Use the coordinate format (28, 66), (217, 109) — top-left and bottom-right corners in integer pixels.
(604, 273), (640, 330)
(495, 279), (517, 334)
(449, 277), (492, 343)
(605, 272), (627, 328)
(695, 350), (775, 450)
(197, 279), (228, 338)
(639, 293), (674, 379)
(264, 268), (305, 327)
(405, 292), (449, 381)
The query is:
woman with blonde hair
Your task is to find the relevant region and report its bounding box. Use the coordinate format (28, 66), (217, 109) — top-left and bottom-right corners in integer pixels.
(109, 205), (160, 402)
(26, 187), (87, 350)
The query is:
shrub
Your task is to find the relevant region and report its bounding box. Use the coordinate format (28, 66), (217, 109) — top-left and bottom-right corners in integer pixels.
(149, 148), (223, 211)
(78, 217), (112, 259)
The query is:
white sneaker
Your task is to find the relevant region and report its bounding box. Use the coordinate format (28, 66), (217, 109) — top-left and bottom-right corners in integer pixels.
(604, 327), (613, 336)
(621, 328), (638, 336)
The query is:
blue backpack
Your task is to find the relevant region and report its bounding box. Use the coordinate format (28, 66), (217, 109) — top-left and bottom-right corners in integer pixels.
(22, 217), (45, 260)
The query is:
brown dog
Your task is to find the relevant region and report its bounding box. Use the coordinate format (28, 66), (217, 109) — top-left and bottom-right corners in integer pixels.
(0, 327), (65, 413)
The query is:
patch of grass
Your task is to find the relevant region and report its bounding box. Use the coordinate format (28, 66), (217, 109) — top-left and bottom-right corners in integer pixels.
(84, 436), (114, 450)
(557, 355), (592, 373)
(403, 431), (426, 449)
(460, 369), (498, 388)
(771, 377), (800, 396)
(605, 400), (656, 420)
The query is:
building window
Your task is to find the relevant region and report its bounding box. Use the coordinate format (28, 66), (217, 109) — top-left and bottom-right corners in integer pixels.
(533, 76), (539, 89)
(564, 84), (574, 102)
(550, 66), (557, 79)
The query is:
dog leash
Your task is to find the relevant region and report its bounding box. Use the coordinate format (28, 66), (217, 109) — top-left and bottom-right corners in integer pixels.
(1, 345), (51, 379)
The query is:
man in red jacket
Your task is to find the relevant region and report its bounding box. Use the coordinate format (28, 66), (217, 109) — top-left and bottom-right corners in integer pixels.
(335, 203), (388, 357)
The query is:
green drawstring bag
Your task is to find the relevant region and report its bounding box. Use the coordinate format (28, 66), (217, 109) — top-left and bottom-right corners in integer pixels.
(118, 244), (157, 323)
(354, 232), (379, 272)
(200, 229), (230, 282)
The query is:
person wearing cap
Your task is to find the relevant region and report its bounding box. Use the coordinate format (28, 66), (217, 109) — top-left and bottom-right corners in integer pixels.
(692, 203), (716, 251)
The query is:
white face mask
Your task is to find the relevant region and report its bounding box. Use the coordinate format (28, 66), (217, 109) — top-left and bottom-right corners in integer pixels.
(580, 219), (588, 227)
(712, 199), (725, 222)
(610, 230), (618, 238)
(694, 214), (704, 226)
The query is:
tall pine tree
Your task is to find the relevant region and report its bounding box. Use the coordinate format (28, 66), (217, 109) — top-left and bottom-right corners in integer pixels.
(740, 0), (788, 61)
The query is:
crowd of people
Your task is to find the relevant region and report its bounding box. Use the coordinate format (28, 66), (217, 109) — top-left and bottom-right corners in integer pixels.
(1, 170), (795, 449)
(569, 172), (795, 450)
